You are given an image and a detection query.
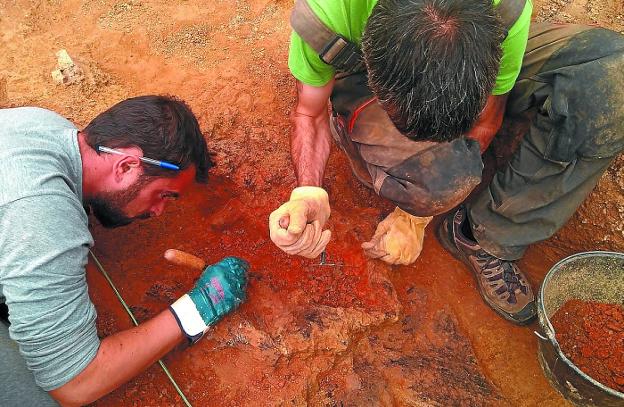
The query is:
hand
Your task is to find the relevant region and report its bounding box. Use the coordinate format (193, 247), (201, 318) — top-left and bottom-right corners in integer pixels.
(170, 257), (249, 343)
(268, 186), (331, 258)
(361, 207), (432, 265)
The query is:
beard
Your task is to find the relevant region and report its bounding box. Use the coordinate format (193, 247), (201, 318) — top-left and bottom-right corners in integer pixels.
(85, 177), (152, 228)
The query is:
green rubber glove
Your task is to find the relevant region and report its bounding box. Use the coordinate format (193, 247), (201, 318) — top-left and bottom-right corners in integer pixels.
(170, 257), (249, 343)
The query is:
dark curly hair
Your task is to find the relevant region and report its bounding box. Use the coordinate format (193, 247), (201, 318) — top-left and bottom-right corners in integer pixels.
(84, 95), (213, 182)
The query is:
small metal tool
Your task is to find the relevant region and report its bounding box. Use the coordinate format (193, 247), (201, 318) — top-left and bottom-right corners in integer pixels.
(318, 250), (337, 266)
(315, 250), (355, 267)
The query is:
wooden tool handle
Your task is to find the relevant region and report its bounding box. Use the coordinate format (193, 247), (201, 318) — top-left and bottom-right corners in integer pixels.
(164, 249), (206, 271)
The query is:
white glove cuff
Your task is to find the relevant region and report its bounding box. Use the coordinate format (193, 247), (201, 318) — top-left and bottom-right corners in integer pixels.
(290, 186), (328, 200)
(170, 294), (209, 344)
(395, 207), (433, 223)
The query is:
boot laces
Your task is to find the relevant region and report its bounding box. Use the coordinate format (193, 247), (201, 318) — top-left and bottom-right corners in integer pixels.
(476, 251), (528, 304)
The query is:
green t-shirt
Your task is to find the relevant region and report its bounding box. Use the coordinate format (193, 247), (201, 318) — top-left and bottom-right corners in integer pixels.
(289, 0), (533, 95)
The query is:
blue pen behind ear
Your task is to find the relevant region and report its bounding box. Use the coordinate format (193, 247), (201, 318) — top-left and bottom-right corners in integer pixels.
(97, 145), (180, 171)
(158, 161), (181, 170)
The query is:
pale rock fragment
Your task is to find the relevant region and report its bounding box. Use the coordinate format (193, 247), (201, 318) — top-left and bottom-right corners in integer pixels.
(51, 49), (84, 85)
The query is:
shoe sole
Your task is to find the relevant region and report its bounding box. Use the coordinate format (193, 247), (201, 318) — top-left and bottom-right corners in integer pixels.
(435, 218), (536, 326)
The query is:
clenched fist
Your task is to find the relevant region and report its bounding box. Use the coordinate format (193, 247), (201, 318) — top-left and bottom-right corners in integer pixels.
(268, 186), (331, 258)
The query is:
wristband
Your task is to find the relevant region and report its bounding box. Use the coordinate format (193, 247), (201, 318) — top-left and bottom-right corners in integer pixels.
(170, 295), (208, 344)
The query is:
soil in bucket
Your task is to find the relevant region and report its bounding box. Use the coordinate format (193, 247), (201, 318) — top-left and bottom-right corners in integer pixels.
(550, 299), (624, 393)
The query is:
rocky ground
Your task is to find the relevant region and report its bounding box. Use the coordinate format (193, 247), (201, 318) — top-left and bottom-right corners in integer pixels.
(1, 0), (622, 405)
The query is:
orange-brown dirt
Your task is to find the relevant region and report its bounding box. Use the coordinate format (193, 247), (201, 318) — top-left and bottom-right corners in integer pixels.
(0, 0), (623, 406)
(550, 300), (624, 393)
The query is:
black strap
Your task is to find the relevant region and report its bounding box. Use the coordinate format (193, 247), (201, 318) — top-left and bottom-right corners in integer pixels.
(290, 0), (364, 73)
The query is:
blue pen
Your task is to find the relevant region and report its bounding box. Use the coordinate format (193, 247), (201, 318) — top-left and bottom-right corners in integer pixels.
(97, 146), (180, 171)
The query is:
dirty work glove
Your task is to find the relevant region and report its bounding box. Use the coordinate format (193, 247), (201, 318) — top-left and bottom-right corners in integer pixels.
(269, 186), (331, 258)
(361, 207), (433, 265)
(170, 257), (249, 343)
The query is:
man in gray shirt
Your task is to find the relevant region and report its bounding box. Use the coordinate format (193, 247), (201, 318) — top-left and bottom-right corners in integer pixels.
(0, 96), (249, 406)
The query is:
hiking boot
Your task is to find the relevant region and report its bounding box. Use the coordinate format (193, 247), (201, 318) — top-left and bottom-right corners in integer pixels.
(436, 207), (536, 325)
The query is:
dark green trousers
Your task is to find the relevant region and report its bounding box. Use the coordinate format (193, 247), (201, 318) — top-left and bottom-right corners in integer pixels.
(468, 23), (624, 260)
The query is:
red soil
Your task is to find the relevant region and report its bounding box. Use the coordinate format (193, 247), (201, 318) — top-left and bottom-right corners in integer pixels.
(551, 300), (624, 393)
(3, 0), (623, 405)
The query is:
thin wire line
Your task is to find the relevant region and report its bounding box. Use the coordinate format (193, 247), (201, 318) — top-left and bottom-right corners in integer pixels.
(89, 250), (192, 407)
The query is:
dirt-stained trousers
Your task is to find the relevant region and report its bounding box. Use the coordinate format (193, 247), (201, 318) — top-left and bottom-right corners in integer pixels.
(467, 23), (624, 260)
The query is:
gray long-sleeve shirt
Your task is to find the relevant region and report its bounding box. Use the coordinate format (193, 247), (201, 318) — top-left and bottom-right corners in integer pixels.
(0, 107), (99, 391)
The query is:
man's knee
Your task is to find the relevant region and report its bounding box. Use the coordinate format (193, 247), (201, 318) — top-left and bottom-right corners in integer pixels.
(376, 138), (484, 216)
(378, 173), (481, 216)
(577, 29), (624, 158)
(532, 28), (624, 162)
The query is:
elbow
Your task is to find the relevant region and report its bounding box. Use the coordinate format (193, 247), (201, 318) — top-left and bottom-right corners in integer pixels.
(49, 380), (99, 407)
(378, 169), (482, 217)
(377, 137), (484, 216)
(379, 179), (479, 217)
(50, 390), (90, 407)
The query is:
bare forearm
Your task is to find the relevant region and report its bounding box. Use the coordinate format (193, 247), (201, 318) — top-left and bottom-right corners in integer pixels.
(291, 111), (332, 186)
(289, 79), (335, 187)
(50, 310), (183, 406)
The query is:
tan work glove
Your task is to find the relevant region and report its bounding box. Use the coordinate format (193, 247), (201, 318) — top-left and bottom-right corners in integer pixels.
(268, 186), (331, 258)
(361, 207), (433, 265)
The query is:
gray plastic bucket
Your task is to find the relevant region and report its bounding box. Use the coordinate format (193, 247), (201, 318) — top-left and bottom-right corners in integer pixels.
(536, 251), (624, 406)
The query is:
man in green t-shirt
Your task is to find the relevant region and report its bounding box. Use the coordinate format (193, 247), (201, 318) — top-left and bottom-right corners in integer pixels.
(268, 0), (624, 325)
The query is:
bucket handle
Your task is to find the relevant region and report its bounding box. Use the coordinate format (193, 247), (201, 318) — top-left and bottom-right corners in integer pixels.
(534, 330), (549, 341)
